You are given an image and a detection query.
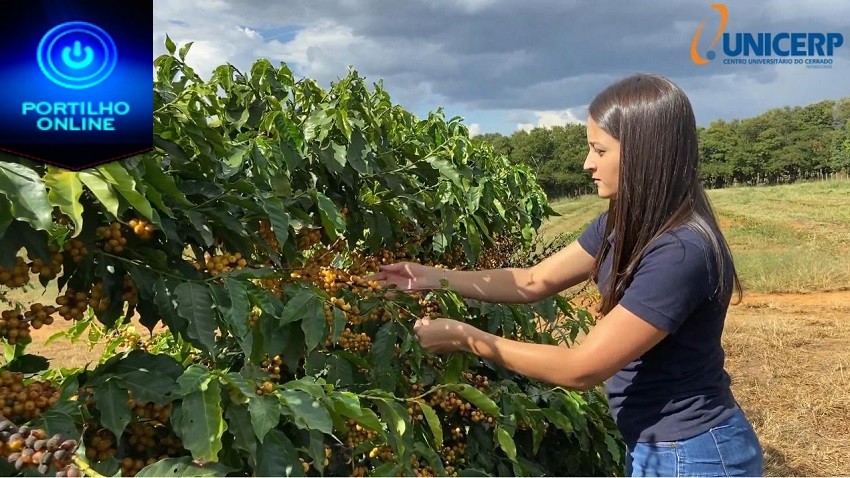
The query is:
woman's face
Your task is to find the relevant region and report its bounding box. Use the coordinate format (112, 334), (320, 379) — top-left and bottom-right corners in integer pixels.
(584, 116), (621, 199)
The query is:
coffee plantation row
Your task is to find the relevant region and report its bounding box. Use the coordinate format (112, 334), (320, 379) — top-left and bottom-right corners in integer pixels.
(0, 41), (624, 476)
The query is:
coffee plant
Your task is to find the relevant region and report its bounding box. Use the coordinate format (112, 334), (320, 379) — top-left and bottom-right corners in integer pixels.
(0, 40), (623, 476)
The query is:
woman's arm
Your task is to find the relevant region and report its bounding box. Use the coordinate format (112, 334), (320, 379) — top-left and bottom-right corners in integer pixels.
(435, 240), (597, 303)
(413, 231), (715, 390)
(416, 304), (668, 390)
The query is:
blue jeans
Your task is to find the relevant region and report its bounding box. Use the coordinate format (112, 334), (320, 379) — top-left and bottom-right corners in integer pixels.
(626, 408), (763, 476)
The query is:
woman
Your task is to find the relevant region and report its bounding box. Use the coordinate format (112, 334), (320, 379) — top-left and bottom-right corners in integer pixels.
(371, 74), (763, 477)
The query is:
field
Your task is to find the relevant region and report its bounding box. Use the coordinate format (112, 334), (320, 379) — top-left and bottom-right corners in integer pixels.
(16, 179), (850, 476)
(542, 178), (850, 476)
(540, 178), (850, 294)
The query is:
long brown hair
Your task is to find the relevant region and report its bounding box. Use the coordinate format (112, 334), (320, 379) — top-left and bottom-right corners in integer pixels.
(589, 73), (742, 315)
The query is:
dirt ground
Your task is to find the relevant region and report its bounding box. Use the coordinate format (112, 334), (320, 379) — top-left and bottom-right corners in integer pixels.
(722, 291), (850, 477)
(22, 290), (850, 476)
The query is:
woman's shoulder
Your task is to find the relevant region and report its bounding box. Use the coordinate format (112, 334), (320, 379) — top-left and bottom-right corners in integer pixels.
(654, 223), (710, 250)
(577, 211), (610, 257)
(644, 223), (718, 274)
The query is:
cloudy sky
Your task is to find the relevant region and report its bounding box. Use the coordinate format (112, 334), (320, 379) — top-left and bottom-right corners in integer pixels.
(152, 0), (850, 135)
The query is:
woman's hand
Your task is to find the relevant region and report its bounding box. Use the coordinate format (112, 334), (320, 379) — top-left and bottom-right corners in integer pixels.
(413, 316), (479, 354)
(368, 262), (442, 293)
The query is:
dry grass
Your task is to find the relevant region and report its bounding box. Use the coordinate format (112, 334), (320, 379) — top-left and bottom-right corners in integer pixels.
(545, 179), (850, 294)
(723, 291), (850, 476)
(26, 326), (108, 370)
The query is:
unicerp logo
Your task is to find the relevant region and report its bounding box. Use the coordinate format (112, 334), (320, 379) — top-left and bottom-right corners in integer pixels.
(690, 3), (843, 67)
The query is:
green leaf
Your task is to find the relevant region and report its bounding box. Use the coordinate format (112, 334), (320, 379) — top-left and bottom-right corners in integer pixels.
(347, 129), (372, 175)
(262, 199), (290, 249)
(224, 404), (256, 456)
(79, 170), (119, 217)
(4, 354), (49, 373)
(141, 181), (174, 218)
(116, 372), (178, 405)
(541, 408), (573, 433)
(365, 209), (392, 251)
(432, 231), (448, 254)
(531, 416), (545, 455)
(248, 393), (282, 443)
(375, 399), (409, 456)
(425, 155), (463, 188)
(222, 372), (255, 402)
(142, 160), (191, 205)
(255, 428), (305, 477)
(43, 167), (84, 235)
(280, 389), (333, 434)
(456, 468), (490, 476)
(374, 399), (406, 438)
(419, 401), (443, 448)
(136, 456), (234, 477)
(97, 162), (154, 220)
(32, 377), (80, 434)
(153, 135), (189, 162)
(605, 433), (623, 464)
(495, 426), (517, 462)
(175, 282), (217, 355)
(82, 452), (120, 477)
(445, 384), (499, 416)
(223, 278), (250, 341)
(178, 41), (194, 61)
(306, 429), (326, 474)
(128, 265), (161, 331)
(331, 141), (347, 169)
(222, 145), (249, 176)
(301, 302), (327, 353)
(331, 308), (346, 343)
(464, 216), (482, 261)
(186, 211), (214, 247)
(371, 463), (401, 477)
(435, 289), (467, 320)
(282, 376), (325, 398)
(0, 161), (52, 231)
(0, 197), (12, 239)
(280, 288), (322, 327)
(154, 279), (188, 336)
(94, 350), (182, 404)
(164, 34), (176, 55)
(314, 191), (345, 239)
(94, 379), (132, 439)
(303, 108), (333, 143)
(413, 442), (446, 476)
(467, 185), (482, 213)
(36, 410), (78, 440)
(176, 364), (211, 396)
(177, 380), (227, 462)
(370, 321), (398, 368)
(491, 197), (506, 217)
(442, 353), (470, 383)
(304, 352), (351, 383)
(330, 392), (382, 432)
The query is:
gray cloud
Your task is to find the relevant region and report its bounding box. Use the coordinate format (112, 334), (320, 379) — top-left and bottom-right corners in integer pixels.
(153, 0), (850, 132)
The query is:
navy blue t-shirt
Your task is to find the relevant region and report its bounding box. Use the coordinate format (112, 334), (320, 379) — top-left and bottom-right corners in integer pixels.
(577, 212), (738, 446)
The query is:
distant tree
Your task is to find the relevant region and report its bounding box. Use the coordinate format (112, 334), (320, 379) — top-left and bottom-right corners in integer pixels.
(472, 133), (512, 159)
(474, 96), (850, 198)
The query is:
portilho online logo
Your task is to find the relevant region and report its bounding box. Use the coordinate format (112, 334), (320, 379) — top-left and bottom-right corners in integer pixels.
(37, 21), (118, 89)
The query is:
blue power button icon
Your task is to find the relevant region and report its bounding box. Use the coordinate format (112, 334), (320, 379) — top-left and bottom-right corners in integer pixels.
(37, 21), (118, 89)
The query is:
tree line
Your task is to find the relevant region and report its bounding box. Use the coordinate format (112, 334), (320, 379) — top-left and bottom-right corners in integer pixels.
(473, 97), (850, 198)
